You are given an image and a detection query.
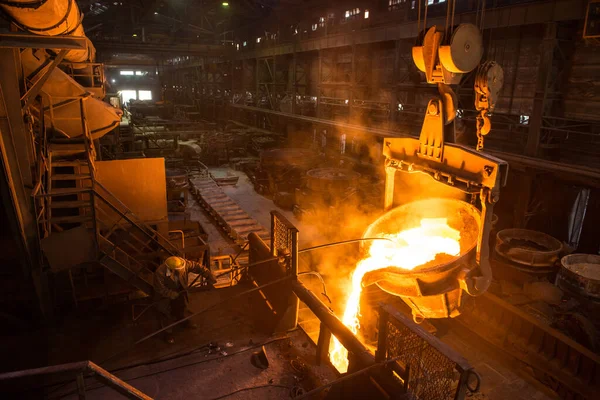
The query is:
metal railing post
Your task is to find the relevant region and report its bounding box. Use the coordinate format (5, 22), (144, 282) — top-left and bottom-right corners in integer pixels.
(76, 373), (86, 399)
(316, 322), (332, 366)
(375, 307), (389, 363)
(270, 211), (276, 256)
(290, 224), (299, 328)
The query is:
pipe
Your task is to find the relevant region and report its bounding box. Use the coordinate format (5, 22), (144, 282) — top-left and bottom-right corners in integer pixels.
(0, 0), (123, 139)
(22, 49), (122, 140)
(0, 0), (95, 62)
(291, 280), (376, 369)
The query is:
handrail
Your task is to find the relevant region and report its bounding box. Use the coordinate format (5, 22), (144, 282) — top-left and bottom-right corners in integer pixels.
(35, 187), (180, 257)
(92, 189), (180, 256)
(96, 234), (155, 288)
(93, 180), (181, 255)
(0, 360), (152, 400)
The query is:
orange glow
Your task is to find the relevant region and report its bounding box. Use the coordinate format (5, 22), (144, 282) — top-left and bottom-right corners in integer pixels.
(329, 218), (461, 372)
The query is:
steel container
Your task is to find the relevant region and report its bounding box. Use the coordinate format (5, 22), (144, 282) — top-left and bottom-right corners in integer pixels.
(361, 198), (481, 319)
(495, 229), (562, 268)
(556, 254), (600, 300)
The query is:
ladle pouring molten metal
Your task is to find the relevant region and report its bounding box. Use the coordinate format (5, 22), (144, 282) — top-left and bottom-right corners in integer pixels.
(329, 217), (462, 373)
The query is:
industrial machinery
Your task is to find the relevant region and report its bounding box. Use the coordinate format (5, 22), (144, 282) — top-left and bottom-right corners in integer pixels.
(361, 23), (508, 320)
(0, 0), (122, 140)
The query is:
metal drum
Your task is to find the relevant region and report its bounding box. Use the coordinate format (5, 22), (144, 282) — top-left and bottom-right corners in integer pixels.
(495, 229), (562, 268)
(361, 198), (481, 319)
(556, 254), (600, 300)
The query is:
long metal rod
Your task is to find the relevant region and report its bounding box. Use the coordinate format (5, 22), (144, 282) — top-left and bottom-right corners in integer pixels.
(291, 280), (375, 369)
(21, 50), (68, 110)
(0, 361), (89, 380)
(87, 361), (152, 400)
(298, 237), (397, 253)
(0, 361), (152, 400)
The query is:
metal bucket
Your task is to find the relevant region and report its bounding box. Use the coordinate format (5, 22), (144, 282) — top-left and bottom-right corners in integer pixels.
(556, 254), (600, 300)
(361, 198), (481, 319)
(495, 229), (562, 268)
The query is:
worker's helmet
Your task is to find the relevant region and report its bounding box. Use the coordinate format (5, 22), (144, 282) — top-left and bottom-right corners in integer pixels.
(165, 256), (185, 271)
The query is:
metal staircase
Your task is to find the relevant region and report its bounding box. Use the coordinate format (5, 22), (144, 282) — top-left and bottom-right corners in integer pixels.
(33, 99), (180, 304)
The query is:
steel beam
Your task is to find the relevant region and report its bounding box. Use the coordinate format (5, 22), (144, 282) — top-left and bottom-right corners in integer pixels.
(526, 23), (556, 157)
(94, 41), (228, 57)
(0, 360), (152, 400)
(0, 48), (47, 316)
(291, 280), (376, 369)
(234, 0), (584, 60)
(21, 50), (68, 111)
(0, 34), (87, 50)
(229, 104), (600, 187)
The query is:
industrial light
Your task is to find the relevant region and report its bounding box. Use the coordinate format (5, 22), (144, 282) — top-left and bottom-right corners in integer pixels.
(154, 11), (158, 15)
(132, 34), (137, 37)
(364, 10), (369, 19)
(222, 2), (229, 6)
(111, 79), (116, 83)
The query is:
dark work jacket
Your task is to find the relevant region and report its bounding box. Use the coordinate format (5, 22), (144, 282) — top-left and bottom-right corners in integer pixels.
(153, 259), (209, 315)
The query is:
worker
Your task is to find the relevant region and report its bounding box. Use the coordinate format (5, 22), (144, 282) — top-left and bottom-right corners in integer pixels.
(154, 255), (218, 344)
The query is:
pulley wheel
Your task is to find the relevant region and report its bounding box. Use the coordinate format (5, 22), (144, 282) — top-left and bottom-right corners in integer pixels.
(439, 24), (483, 73)
(477, 62), (504, 107)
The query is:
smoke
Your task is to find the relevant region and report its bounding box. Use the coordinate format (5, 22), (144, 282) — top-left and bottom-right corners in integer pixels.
(295, 148), (469, 321)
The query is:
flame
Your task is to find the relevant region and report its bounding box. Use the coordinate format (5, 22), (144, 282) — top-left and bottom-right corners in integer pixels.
(329, 218), (461, 372)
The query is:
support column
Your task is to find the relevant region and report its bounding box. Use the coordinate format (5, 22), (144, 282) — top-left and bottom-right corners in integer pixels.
(526, 23), (556, 157)
(316, 50), (322, 118)
(0, 48), (50, 318)
(291, 50), (297, 115)
(349, 43), (356, 122)
(390, 40), (401, 128)
(512, 171), (535, 229)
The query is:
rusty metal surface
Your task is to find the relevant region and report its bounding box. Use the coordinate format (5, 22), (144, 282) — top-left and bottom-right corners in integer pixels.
(456, 292), (600, 399)
(96, 159), (168, 223)
(377, 304), (475, 400)
(189, 174), (270, 244)
(556, 254), (600, 300)
(495, 229), (563, 268)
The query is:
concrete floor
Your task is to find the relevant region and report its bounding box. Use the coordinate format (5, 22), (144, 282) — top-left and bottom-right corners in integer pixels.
(0, 166), (561, 399)
(0, 282), (337, 399)
(58, 329), (336, 400)
(208, 167), (559, 400)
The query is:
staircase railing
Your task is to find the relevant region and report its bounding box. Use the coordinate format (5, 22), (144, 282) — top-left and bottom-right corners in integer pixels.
(0, 360), (152, 399)
(93, 181), (181, 256)
(33, 95), (180, 295)
(36, 186), (181, 256)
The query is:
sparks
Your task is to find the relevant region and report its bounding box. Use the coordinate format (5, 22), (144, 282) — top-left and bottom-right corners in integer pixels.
(329, 218), (461, 372)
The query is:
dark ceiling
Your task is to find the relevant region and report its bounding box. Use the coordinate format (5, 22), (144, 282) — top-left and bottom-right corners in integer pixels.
(78, 0), (301, 43)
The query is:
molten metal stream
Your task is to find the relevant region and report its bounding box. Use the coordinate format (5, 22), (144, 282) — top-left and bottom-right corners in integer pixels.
(329, 218), (461, 372)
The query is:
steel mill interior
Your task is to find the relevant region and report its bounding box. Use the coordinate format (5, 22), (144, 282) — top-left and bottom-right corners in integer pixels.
(1, 1), (600, 399)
